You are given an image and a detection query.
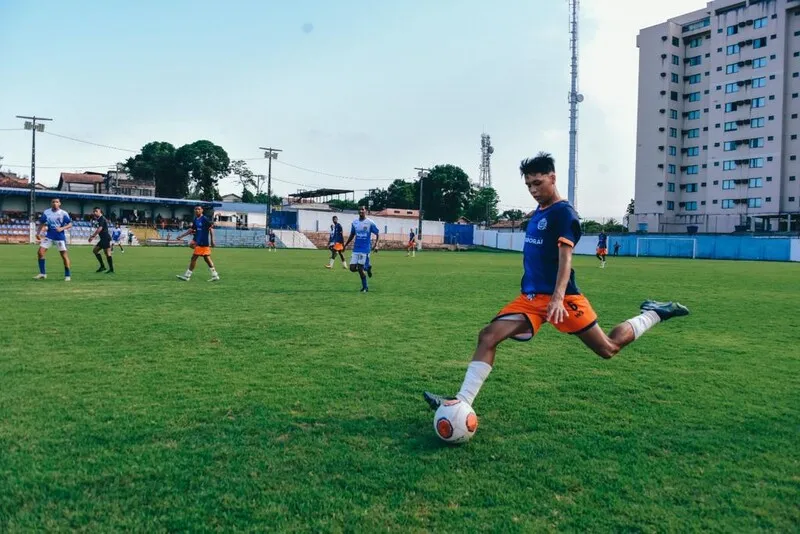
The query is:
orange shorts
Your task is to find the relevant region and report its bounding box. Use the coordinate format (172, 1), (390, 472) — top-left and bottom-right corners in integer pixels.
(495, 293), (598, 340)
(597, 248), (608, 255)
(408, 241), (416, 248)
(193, 246), (212, 256)
(332, 243), (344, 251)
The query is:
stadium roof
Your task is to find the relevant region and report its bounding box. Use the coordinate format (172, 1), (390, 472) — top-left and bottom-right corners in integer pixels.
(288, 188), (353, 199)
(0, 187), (221, 207)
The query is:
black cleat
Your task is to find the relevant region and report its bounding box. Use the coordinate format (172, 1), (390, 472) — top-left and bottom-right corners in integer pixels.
(96, 266), (106, 272)
(640, 300), (690, 321)
(423, 391), (455, 411)
(106, 270), (114, 274)
(360, 287), (369, 293)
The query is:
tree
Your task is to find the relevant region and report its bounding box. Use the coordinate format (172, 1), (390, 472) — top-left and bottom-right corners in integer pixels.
(253, 193), (282, 206)
(386, 179), (416, 209)
(603, 218), (627, 233)
(124, 141), (186, 198)
(175, 140), (231, 201)
(465, 187), (500, 225)
(626, 198), (635, 215)
(230, 159), (255, 194)
(419, 164), (472, 222)
(580, 219), (604, 234)
(329, 199), (359, 211)
(358, 188), (389, 212)
(500, 209), (525, 222)
(241, 188), (255, 203)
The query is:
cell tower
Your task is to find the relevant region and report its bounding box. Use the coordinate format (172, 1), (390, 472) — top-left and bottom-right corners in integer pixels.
(567, 0), (583, 209)
(479, 133), (494, 188)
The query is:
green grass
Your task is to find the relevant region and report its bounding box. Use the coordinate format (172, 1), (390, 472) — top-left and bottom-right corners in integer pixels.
(0, 245), (798, 532)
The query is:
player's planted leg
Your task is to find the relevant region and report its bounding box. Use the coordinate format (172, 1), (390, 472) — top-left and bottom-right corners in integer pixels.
(203, 256), (220, 281)
(577, 300), (690, 359)
(60, 250), (71, 281)
(105, 252), (114, 273)
(424, 318), (530, 410)
(177, 255), (199, 281)
(35, 248), (47, 279)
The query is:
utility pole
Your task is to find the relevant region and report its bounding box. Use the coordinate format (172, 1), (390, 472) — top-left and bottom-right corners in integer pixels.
(259, 146), (282, 233)
(414, 167), (431, 249)
(16, 115), (53, 221)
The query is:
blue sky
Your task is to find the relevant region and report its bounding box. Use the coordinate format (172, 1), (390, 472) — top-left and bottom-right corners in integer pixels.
(1, 0), (704, 219)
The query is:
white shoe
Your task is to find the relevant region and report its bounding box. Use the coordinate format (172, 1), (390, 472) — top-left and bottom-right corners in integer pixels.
(64, 276), (71, 282)
(33, 274), (46, 280)
(176, 275), (190, 281)
(325, 264), (333, 269)
(208, 276), (220, 282)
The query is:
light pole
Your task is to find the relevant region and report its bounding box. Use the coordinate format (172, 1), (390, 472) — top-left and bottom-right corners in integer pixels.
(414, 167), (430, 250)
(259, 146), (282, 233)
(16, 115), (53, 221)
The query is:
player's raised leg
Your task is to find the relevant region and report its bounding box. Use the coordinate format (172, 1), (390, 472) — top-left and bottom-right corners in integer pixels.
(576, 300), (689, 358)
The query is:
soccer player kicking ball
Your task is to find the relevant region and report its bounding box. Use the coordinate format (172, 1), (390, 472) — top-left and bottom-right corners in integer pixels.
(88, 207), (115, 274)
(596, 231), (608, 268)
(424, 153), (689, 412)
(33, 198), (73, 281)
(343, 205), (379, 292)
(175, 206), (220, 282)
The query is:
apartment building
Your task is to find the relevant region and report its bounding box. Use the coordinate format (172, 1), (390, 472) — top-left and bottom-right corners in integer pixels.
(634, 0), (800, 233)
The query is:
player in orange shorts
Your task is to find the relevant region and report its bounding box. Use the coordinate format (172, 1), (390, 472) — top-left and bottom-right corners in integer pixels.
(596, 230), (608, 268)
(175, 205), (220, 282)
(424, 152), (689, 412)
(325, 215), (347, 269)
(407, 229), (417, 257)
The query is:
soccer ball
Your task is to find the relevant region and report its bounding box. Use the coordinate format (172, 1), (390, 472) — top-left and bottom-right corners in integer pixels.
(434, 399), (478, 444)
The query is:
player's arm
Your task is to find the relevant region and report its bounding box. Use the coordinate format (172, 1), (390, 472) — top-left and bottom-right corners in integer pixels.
(89, 225), (101, 241)
(343, 229), (355, 250)
(209, 225), (215, 247)
(546, 244), (574, 324)
(371, 230), (380, 252)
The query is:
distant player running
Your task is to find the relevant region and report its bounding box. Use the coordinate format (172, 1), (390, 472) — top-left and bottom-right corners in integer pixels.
(343, 205), (379, 292)
(175, 206), (220, 282)
(111, 224), (125, 253)
(596, 231), (608, 268)
(423, 153), (689, 412)
(34, 198), (73, 281)
(88, 207), (115, 274)
(407, 229), (417, 257)
(326, 215), (347, 269)
(267, 230), (277, 252)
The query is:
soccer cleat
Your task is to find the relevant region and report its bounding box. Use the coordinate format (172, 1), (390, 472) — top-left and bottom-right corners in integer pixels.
(96, 266), (106, 272)
(640, 300), (690, 321)
(360, 287), (369, 293)
(64, 276), (71, 282)
(423, 391), (456, 411)
(208, 276), (220, 282)
(176, 275), (190, 281)
(325, 264), (332, 269)
(33, 274), (46, 280)
(106, 270), (114, 274)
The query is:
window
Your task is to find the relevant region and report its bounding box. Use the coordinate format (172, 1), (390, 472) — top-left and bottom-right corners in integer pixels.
(667, 201), (675, 210)
(668, 146), (677, 156)
(751, 117), (765, 128)
(670, 109), (678, 119)
(683, 18), (710, 33)
(722, 179), (735, 189)
(685, 182), (698, 191)
(688, 37), (703, 48)
(726, 63), (740, 74)
(687, 74), (702, 84)
(669, 127), (678, 138)
(724, 121), (738, 131)
(672, 54), (680, 65)
(668, 164), (676, 174)
(724, 141), (737, 151)
(751, 157), (764, 168)
(753, 57), (767, 68)
(722, 199), (735, 208)
(725, 82), (739, 94)
(725, 102), (738, 112)
(723, 160), (737, 170)
(686, 146), (700, 156)
(726, 44), (740, 55)
(686, 110), (701, 120)
(670, 91), (679, 101)
(688, 55), (702, 66)
(672, 36), (680, 46)
(749, 177), (763, 188)
(685, 167), (699, 176)
(748, 198), (762, 208)
(685, 201), (698, 211)
(727, 25), (738, 36)
(750, 137), (765, 148)
(687, 128), (700, 138)
(753, 37), (768, 49)
(667, 182), (676, 192)
(671, 73), (679, 83)
(754, 16), (768, 29)
(752, 77), (766, 88)
(752, 97), (765, 108)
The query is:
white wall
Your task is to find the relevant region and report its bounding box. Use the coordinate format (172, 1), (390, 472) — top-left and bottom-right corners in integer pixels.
(296, 208), (445, 237)
(791, 238), (800, 262)
(474, 229), (595, 255)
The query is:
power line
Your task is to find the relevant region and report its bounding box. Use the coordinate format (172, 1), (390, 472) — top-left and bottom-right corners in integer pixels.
(42, 131), (137, 152)
(0, 128), (25, 131)
(274, 159), (395, 182)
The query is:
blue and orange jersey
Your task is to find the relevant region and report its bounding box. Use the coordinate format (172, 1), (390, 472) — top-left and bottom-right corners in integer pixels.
(191, 215), (213, 246)
(597, 233), (608, 248)
(332, 223), (344, 244)
(521, 200), (582, 296)
(409, 231), (416, 243)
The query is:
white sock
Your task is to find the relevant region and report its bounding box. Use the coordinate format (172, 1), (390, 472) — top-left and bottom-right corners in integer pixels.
(211, 268), (218, 276)
(184, 269), (192, 277)
(455, 361), (493, 406)
(328, 259), (334, 267)
(626, 310), (661, 339)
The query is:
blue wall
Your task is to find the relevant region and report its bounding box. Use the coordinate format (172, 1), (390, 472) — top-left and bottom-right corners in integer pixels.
(591, 234), (792, 262)
(444, 223), (474, 245)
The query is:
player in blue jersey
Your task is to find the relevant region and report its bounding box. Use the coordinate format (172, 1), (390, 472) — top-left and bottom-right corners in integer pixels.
(88, 207), (115, 273)
(424, 153), (689, 412)
(111, 224), (125, 253)
(34, 198), (73, 281)
(407, 229), (417, 257)
(175, 206), (220, 282)
(326, 215), (347, 269)
(596, 231), (608, 268)
(343, 206), (380, 292)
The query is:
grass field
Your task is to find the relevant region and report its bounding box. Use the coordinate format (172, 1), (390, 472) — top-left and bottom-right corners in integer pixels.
(0, 244), (798, 532)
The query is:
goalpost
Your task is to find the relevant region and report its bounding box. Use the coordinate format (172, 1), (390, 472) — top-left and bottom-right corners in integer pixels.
(635, 237), (698, 259)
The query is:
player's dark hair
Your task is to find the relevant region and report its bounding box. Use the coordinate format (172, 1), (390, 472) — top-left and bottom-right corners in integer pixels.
(93, 206), (101, 211)
(519, 152), (556, 176)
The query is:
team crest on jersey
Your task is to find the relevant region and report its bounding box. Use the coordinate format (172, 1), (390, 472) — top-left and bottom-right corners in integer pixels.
(537, 218), (548, 230)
